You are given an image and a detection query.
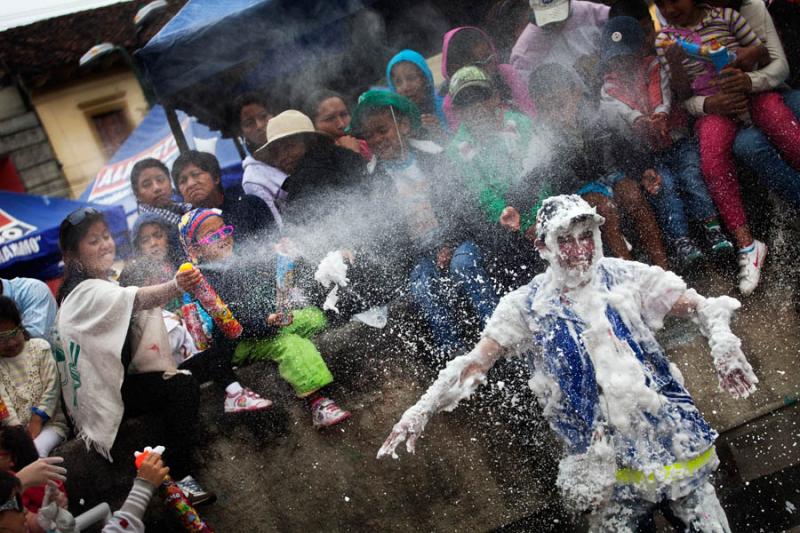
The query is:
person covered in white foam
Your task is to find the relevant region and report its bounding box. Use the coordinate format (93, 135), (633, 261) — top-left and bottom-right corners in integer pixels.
(378, 194), (758, 532)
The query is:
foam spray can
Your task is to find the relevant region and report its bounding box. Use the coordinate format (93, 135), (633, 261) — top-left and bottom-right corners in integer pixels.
(134, 447), (213, 533)
(275, 252), (295, 326)
(178, 263), (242, 339)
(180, 293), (210, 351)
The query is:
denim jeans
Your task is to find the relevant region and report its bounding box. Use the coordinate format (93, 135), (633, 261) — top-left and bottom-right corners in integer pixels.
(650, 138), (718, 242)
(733, 89), (800, 209)
(409, 240), (499, 353)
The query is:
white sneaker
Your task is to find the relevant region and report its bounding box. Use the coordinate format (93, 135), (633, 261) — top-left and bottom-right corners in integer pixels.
(224, 387), (272, 413)
(311, 397), (351, 429)
(176, 475), (217, 506)
(737, 240), (767, 296)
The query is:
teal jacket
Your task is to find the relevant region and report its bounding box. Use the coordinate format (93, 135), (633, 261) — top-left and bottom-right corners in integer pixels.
(386, 49), (447, 131)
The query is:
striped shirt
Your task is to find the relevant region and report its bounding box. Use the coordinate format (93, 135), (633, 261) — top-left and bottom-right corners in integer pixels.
(137, 201), (191, 226)
(103, 478), (156, 532)
(656, 6), (761, 95)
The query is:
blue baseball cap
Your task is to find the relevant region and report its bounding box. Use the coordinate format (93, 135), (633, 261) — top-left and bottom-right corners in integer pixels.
(601, 16), (645, 65)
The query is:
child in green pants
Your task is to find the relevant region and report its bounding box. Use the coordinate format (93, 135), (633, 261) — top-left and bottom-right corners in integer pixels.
(178, 208), (351, 428)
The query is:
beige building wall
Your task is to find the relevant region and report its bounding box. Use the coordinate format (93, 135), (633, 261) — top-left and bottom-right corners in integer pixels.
(31, 69), (149, 198)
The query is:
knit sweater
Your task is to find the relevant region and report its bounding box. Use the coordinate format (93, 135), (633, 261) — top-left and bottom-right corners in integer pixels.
(0, 338), (68, 437)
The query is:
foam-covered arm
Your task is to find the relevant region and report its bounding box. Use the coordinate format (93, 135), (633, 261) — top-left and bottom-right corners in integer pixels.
(683, 289), (758, 399)
(376, 338), (504, 459)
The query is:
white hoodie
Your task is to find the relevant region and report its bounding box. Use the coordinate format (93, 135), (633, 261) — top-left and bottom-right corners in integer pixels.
(241, 155), (288, 228)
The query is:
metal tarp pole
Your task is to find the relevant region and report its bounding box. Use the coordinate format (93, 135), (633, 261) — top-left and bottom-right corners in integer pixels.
(233, 136), (247, 159)
(164, 104), (189, 154)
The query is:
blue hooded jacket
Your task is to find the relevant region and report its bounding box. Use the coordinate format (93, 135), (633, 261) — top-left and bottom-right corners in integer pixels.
(131, 212), (185, 266)
(525, 261), (716, 472)
(386, 50), (447, 131)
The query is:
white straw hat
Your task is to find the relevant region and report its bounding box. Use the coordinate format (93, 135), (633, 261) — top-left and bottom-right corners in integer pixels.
(254, 110), (316, 152)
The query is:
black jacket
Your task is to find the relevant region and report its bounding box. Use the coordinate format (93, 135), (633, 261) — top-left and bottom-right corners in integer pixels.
(281, 138), (367, 228)
(202, 253), (322, 340)
(220, 184), (276, 243)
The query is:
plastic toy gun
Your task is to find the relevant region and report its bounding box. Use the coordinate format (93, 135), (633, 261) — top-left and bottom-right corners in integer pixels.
(660, 38), (736, 72)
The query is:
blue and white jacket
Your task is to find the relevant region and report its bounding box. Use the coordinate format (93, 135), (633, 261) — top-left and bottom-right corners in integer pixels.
(484, 257), (717, 472)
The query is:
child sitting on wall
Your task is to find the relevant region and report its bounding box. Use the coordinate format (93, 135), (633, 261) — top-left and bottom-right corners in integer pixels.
(177, 208), (351, 428)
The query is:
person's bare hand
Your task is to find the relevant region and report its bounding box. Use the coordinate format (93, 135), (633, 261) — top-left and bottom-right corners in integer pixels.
(340, 249), (356, 264)
(523, 224), (538, 244)
(16, 457), (66, 489)
(499, 206), (521, 232)
(267, 312), (292, 327)
(136, 453), (170, 488)
(336, 135), (362, 154)
(664, 42), (687, 65)
(650, 113), (671, 146)
(703, 91), (749, 116)
(28, 415), (43, 439)
(713, 67), (752, 94)
(52, 482), (68, 508)
(175, 266), (202, 292)
(633, 116), (657, 145)
(642, 169), (663, 195)
(730, 44), (767, 72)
(421, 114), (442, 134)
(435, 247), (453, 270)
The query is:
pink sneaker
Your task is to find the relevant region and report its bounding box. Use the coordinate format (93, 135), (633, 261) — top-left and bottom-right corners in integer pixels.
(224, 388), (273, 413)
(311, 397), (351, 429)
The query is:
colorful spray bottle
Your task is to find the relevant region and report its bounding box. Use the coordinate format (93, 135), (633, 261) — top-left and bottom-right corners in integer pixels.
(178, 262), (242, 339)
(275, 252), (295, 326)
(134, 446), (214, 533)
(659, 38), (748, 122)
(180, 293), (211, 351)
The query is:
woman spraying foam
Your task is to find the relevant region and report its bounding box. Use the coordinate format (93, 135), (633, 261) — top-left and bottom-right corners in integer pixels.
(378, 195), (757, 531)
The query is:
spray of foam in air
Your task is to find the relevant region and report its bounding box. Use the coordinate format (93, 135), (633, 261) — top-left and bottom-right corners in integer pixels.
(314, 250), (349, 313)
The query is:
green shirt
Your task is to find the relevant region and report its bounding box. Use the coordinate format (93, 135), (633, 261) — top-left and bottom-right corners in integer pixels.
(445, 109), (546, 232)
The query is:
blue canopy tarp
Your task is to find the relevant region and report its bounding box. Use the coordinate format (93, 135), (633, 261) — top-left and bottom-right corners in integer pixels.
(0, 192), (129, 281)
(135, 0), (373, 133)
(80, 105), (243, 227)
(137, 0), (364, 100)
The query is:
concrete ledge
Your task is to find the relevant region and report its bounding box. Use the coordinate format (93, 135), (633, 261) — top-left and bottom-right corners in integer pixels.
(0, 125), (46, 153)
(0, 111), (38, 136)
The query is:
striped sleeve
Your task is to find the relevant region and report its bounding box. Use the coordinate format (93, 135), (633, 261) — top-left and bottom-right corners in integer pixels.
(654, 32), (671, 70)
(725, 7), (761, 47)
(102, 478), (155, 532)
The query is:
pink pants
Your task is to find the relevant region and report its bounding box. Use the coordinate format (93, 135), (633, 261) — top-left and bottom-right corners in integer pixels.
(696, 91), (800, 232)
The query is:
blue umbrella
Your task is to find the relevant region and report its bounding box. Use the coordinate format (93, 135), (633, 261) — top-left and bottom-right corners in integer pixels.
(0, 192), (130, 280)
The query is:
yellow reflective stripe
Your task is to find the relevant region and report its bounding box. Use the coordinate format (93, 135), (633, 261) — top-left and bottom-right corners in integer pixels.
(615, 447), (716, 485)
